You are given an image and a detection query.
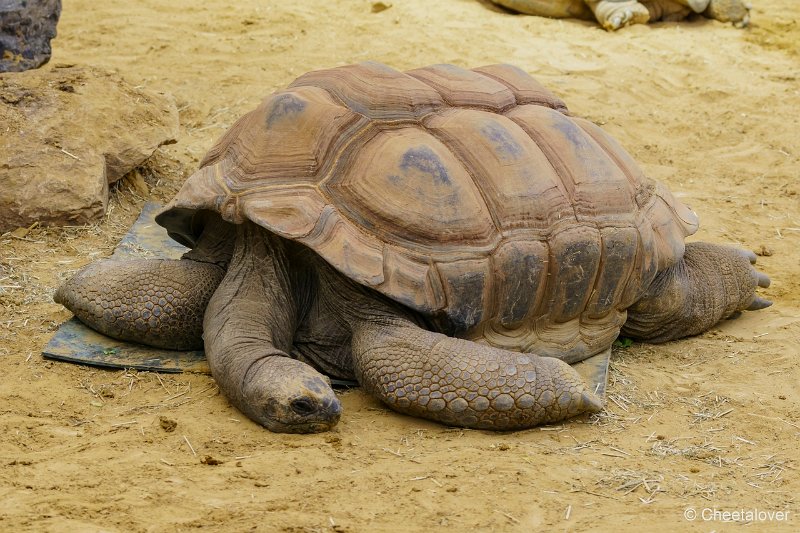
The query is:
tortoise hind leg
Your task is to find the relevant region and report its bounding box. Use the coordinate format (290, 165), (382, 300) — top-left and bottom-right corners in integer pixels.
(703, 0), (750, 27)
(622, 242), (771, 343)
(55, 258), (224, 350)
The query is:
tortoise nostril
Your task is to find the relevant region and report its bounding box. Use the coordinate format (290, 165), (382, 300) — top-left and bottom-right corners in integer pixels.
(290, 397), (317, 416)
(326, 397), (342, 416)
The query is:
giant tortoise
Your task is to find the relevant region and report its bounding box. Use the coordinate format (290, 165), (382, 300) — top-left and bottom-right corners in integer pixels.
(55, 62), (771, 433)
(491, 0), (751, 31)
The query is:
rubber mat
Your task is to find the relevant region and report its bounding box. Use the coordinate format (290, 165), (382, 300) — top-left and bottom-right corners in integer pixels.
(42, 202), (209, 373)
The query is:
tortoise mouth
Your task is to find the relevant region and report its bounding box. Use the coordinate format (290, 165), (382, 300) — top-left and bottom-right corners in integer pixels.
(265, 415), (341, 434)
(276, 421), (339, 434)
(260, 395), (342, 434)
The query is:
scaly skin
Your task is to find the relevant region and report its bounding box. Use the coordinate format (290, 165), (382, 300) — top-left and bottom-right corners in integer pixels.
(351, 322), (602, 430)
(54, 258), (223, 350)
(642, 0), (692, 22)
(308, 255), (603, 430)
(586, 1), (651, 29)
(622, 242), (771, 342)
(54, 214), (234, 350)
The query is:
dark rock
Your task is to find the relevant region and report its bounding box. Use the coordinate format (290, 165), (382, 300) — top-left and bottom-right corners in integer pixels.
(0, 0), (62, 73)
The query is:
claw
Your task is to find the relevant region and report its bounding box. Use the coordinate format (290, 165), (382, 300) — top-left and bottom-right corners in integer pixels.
(688, 0), (711, 12)
(746, 296), (772, 311)
(582, 391), (604, 414)
(757, 272), (771, 288)
(740, 249), (758, 264)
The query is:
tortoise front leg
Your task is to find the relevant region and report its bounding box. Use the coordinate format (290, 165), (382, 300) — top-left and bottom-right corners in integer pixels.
(350, 320), (602, 430)
(585, 0), (651, 30)
(203, 222), (341, 433)
(311, 259), (602, 430)
(622, 242), (771, 343)
(55, 213), (235, 350)
(55, 258), (224, 350)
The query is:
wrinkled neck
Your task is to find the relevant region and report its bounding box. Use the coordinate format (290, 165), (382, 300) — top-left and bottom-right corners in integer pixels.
(182, 213), (236, 268)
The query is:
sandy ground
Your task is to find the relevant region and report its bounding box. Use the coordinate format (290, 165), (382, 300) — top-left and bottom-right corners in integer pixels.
(1, 0), (799, 531)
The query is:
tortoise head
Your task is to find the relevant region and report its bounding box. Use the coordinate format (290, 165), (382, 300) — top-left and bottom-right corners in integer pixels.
(238, 357), (342, 434)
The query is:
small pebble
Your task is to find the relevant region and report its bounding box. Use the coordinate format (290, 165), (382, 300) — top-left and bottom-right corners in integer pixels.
(756, 245), (773, 257)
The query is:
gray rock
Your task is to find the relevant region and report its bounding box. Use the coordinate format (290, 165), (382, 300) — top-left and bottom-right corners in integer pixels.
(0, 0), (61, 73)
(0, 66), (179, 232)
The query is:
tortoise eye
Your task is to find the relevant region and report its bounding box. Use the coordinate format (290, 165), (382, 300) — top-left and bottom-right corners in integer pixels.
(290, 397), (316, 416)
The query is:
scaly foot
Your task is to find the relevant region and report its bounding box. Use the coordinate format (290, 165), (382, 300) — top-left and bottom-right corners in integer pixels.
(589, 0), (651, 30)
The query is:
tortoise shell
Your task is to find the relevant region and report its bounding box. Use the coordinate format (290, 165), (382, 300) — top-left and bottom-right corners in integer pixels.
(157, 62), (698, 360)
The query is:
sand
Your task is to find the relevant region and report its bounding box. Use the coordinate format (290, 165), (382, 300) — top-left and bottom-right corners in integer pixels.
(1, 0), (798, 531)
